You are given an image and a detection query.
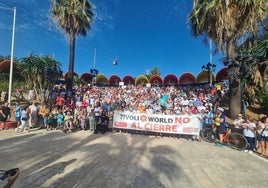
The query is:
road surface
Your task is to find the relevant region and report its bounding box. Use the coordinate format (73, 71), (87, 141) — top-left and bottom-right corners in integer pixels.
(0, 129), (267, 188)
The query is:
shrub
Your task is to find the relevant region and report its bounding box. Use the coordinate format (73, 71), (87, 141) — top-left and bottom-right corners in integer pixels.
(258, 89), (268, 114)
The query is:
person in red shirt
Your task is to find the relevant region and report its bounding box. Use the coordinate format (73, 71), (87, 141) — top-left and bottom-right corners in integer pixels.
(55, 94), (65, 110)
(80, 99), (88, 109)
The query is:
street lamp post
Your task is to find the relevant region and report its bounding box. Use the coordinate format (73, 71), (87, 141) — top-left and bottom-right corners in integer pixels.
(90, 68), (98, 85)
(0, 6), (16, 106)
(201, 62), (216, 86)
(90, 48), (98, 85)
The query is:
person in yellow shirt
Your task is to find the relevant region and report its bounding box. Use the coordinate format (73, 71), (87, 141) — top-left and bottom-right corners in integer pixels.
(215, 84), (222, 98)
(39, 104), (50, 130)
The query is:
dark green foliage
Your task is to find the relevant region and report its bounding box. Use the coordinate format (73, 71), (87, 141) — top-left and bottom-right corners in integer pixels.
(258, 89), (268, 113)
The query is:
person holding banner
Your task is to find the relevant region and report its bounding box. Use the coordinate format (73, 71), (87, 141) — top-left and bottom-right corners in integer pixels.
(202, 107), (214, 130)
(138, 98), (146, 113)
(152, 101), (162, 114)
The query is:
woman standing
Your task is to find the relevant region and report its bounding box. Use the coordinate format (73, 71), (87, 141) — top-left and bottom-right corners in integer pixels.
(257, 116), (268, 156)
(79, 110), (87, 130)
(242, 116), (256, 154)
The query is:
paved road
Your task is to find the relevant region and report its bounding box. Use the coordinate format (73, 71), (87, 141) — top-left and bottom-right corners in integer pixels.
(0, 129), (268, 188)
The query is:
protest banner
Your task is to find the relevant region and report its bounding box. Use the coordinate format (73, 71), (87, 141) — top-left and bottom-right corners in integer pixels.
(113, 111), (202, 135)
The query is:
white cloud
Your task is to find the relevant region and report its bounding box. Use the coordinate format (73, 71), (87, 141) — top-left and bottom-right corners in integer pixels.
(0, 22), (10, 30)
(167, 1), (191, 19)
(89, 1), (116, 38)
(20, 0), (38, 6)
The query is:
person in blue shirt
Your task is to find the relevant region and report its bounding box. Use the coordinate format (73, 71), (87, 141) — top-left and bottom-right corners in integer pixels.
(204, 107), (214, 129)
(14, 102), (22, 127)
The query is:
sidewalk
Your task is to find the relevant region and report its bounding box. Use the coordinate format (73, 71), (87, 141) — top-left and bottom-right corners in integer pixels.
(0, 129), (268, 188)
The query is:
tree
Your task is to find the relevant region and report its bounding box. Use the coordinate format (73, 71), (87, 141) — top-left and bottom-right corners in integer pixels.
(145, 67), (161, 79)
(73, 75), (86, 87)
(188, 0), (267, 118)
(51, 0), (94, 91)
(244, 39), (268, 104)
(0, 56), (25, 98)
(19, 53), (62, 103)
(0, 55), (5, 62)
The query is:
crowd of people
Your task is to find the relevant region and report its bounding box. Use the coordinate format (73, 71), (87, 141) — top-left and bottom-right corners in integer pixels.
(1, 83), (268, 156)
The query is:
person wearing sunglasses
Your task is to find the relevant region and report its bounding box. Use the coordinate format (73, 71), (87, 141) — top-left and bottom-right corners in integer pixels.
(231, 113), (244, 134)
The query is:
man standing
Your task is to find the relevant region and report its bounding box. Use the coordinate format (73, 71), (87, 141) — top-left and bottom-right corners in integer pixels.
(0, 108), (6, 129)
(28, 102), (39, 128)
(14, 102), (22, 127)
(1, 102), (11, 129)
(55, 94), (65, 110)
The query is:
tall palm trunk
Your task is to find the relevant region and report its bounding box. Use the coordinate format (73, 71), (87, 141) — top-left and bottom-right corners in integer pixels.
(67, 33), (76, 91)
(226, 40), (241, 119)
(229, 72), (241, 118)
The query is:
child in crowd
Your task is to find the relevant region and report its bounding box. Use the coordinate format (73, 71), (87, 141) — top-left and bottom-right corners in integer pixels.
(47, 113), (54, 130)
(57, 110), (64, 129)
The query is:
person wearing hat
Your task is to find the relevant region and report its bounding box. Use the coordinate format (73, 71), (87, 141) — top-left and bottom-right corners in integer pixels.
(214, 107), (227, 147)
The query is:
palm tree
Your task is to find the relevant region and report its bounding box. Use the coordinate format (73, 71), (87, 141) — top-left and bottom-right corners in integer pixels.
(145, 67), (161, 79)
(188, 0), (267, 118)
(51, 0), (94, 91)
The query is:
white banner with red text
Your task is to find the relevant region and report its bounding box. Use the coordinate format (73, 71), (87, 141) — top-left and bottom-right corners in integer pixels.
(112, 111), (202, 135)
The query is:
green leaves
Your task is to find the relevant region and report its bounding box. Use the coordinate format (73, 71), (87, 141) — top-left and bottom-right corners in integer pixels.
(51, 0), (94, 36)
(18, 53), (62, 91)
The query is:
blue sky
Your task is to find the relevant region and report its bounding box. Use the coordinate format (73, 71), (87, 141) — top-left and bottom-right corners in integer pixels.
(0, 0), (224, 78)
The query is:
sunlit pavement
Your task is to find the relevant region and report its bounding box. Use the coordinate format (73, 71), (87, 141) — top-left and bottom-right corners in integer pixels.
(0, 129), (268, 188)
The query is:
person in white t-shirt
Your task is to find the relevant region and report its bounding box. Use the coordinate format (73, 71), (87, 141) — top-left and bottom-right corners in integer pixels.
(242, 116), (256, 154)
(28, 102), (39, 128)
(231, 113), (244, 134)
